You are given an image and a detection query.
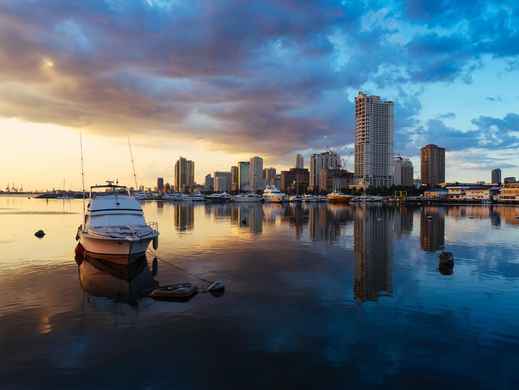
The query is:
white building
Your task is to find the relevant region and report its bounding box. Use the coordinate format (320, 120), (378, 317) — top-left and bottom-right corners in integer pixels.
(249, 156), (264, 191)
(393, 156), (414, 187)
(354, 91), (394, 187)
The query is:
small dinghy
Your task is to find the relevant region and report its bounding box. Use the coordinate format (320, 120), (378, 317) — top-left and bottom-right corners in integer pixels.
(149, 283), (198, 302)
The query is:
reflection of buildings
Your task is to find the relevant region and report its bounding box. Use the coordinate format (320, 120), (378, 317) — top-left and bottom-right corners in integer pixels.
(174, 204), (194, 231)
(420, 207), (445, 252)
(231, 204), (263, 234)
(393, 206), (413, 237)
(353, 207), (393, 302)
(308, 205), (341, 241)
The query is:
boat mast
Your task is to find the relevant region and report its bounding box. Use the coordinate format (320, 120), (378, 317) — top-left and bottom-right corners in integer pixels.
(128, 136), (139, 191)
(80, 130), (86, 227)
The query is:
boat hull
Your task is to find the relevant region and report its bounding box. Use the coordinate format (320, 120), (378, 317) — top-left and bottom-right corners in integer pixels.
(79, 233), (153, 264)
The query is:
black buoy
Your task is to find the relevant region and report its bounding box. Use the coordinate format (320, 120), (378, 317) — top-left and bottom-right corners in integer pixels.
(34, 230), (46, 239)
(438, 251), (454, 275)
(439, 251), (454, 266)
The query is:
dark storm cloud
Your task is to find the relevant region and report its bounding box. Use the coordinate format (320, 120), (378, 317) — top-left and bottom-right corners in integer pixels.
(0, 0), (518, 159)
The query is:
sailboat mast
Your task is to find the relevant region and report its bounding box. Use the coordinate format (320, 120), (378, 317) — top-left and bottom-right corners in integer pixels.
(80, 130), (86, 226)
(128, 136), (139, 191)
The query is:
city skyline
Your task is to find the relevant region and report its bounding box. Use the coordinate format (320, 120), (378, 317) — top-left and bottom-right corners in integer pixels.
(1, 1), (519, 190)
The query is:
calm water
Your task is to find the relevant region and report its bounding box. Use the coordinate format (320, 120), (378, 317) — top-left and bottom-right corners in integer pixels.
(1, 196), (519, 389)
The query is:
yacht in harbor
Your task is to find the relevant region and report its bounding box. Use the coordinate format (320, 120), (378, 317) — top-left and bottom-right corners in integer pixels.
(206, 192), (232, 203)
(76, 182), (159, 264)
(327, 191), (354, 204)
(233, 193), (263, 203)
(262, 186), (287, 203)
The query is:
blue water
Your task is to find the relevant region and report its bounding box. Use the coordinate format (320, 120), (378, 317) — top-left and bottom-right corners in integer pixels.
(1, 197), (519, 389)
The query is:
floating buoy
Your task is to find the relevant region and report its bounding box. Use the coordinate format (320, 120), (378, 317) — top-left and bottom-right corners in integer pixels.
(149, 283), (198, 302)
(439, 251), (454, 266)
(34, 230), (46, 238)
(153, 236), (159, 250)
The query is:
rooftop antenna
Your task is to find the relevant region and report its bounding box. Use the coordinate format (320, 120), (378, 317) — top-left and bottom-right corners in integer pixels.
(128, 136), (139, 190)
(80, 130), (86, 227)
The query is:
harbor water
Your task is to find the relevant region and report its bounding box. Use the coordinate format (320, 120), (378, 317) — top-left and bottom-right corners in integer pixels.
(1, 196), (519, 389)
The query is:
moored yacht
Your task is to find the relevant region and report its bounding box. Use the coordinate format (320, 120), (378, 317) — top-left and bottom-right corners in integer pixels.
(76, 182), (159, 264)
(288, 194), (304, 202)
(303, 194), (320, 203)
(206, 192), (232, 203)
(327, 191), (353, 204)
(233, 193), (263, 203)
(262, 186), (287, 203)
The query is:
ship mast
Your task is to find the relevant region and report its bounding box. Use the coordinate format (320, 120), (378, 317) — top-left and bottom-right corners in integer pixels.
(128, 136), (139, 191)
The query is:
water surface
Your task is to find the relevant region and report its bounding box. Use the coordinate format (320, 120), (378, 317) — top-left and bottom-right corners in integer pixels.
(1, 196), (519, 389)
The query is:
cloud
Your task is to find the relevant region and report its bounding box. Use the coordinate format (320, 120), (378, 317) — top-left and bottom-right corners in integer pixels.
(0, 0), (518, 163)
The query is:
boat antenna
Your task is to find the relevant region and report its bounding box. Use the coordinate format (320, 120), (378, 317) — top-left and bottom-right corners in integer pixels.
(128, 136), (139, 191)
(80, 130), (86, 226)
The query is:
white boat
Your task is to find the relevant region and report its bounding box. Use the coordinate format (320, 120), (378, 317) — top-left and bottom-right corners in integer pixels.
(303, 194), (320, 203)
(182, 192), (206, 202)
(233, 193), (263, 203)
(263, 186), (287, 203)
(288, 195), (304, 202)
(206, 192), (232, 203)
(162, 192), (183, 201)
(77, 182), (159, 264)
(134, 191), (153, 201)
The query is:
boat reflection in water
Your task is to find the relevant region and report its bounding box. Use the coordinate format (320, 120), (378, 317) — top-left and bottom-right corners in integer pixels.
(77, 254), (158, 305)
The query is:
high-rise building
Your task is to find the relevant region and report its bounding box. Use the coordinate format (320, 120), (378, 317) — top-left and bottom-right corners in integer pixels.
(296, 154), (304, 169)
(280, 168), (309, 194)
(309, 151), (340, 192)
(238, 162), (250, 192)
(157, 177), (165, 193)
(263, 167), (277, 186)
(420, 144), (445, 187)
(174, 157), (195, 193)
(354, 91), (394, 187)
(231, 166), (239, 193)
(214, 171), (231, 193)
(393, 156), (414, 187)
(491, 168), (502, 185)
(319, 168), (354, 193)
(204, 174), (214, 192)
(249, 156), (264, 192)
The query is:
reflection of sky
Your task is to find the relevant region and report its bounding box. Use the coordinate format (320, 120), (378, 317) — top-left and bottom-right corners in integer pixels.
(1, 198), (519, 388)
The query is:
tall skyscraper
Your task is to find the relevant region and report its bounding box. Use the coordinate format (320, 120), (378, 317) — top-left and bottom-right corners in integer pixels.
(296, 154), (304, 169)
(238, 161), (250, 192)
(214, 171), (231, 193)
(174, 157), (195, 193)
(231, 166), (239, 192)
(420, 144), (445, 187)
(354, 91), (394, 187)
(249, 156), (264, 191)
(309, 151), (340, 192)
(204, 174), (214, 192)
(393, 156), (414, 187)
(491, 168), (502, 185)
(157, 177), (164, 193)
(263, 167), (277, 186)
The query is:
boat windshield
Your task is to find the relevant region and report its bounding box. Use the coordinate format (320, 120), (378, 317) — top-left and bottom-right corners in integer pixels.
(90, 184), (130, 198)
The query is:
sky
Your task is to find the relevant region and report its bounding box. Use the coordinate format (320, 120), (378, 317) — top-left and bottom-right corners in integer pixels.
(1, 0), (519, 190)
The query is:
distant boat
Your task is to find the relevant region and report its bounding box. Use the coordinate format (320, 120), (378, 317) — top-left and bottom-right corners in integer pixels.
(206, 192), (232, 203)
(263, 186), (287, 203)
(327, 192), (353, 204)
(288, 195), (304, 202)
(303, 194), (320, 203)
(233, 193), (263, 203)
(162, 192), (183, 201)
(76, 182), (159, 264)
(182, 192), (206, 202)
